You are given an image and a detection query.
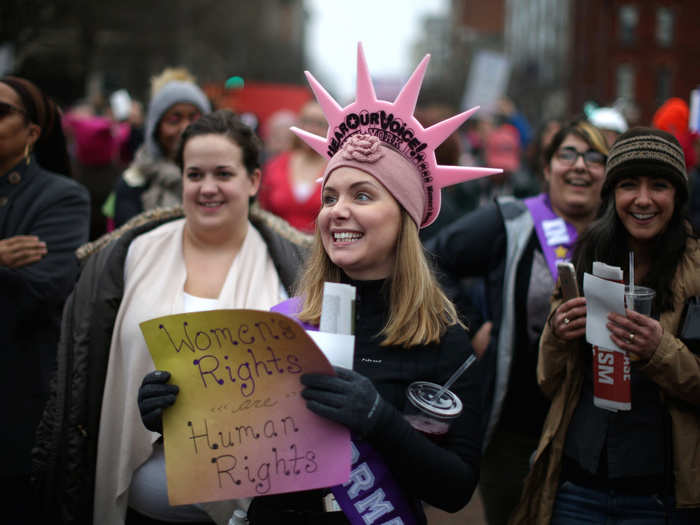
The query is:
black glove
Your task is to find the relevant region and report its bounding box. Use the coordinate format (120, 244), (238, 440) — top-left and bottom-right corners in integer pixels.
(138, 370), (179, 434)
(301, 366), (384, 438)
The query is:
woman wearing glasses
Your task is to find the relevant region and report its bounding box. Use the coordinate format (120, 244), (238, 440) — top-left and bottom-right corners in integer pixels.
(513, 127), (700, 524)
(0, 76), (90, 520)
(426, 119), (608, 525)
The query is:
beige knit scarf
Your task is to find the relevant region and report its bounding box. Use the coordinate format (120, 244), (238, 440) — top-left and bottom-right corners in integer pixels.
(94, 218), (283, 524)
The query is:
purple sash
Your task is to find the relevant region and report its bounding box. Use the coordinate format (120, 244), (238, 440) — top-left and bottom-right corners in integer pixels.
(271, 298), (418, 525)
(523, 193), (578, 280)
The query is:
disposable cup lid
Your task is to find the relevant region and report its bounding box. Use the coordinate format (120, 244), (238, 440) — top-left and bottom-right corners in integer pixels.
(624, 285), (655, 298)
(406, 381), (463, 420)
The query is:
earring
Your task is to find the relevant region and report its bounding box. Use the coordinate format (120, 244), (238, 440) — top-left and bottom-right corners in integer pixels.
(24, 143), (31, 165)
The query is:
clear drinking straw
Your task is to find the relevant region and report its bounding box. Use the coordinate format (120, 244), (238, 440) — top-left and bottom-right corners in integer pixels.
(432, 354), (477, 401)
(629, 251), (635, 295)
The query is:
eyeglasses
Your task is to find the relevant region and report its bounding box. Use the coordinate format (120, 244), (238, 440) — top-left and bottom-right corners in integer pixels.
(0, 101), (27, 119)
(555, 147), (606, 168)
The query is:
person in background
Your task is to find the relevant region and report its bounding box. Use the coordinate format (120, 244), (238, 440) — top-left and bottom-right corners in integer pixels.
(588, 105), (628, 148)
(111, 67), (211, 228)
(461, 123), (540, 212)
(260, 108), (295, 163)
(426, 120), (609, 525)
(0, 75), (90, 521)
(653, 97), (697, 171)
(32, 110), (310, 524)
(495, 96), (532, 150)
(63, 110), (130, 240)
(525, 118), (562, 190)
(512, 128), (700, 524)
(258, 100), (327, 233)
(107, 90), (145, 165)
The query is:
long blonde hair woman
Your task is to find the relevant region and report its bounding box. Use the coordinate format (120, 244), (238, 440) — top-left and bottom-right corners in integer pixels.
(246, 43), (502, 524)
(296, 208), (460, 347)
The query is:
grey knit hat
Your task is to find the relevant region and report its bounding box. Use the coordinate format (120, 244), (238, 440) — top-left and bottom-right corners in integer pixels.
(603, 127), (688, 199)
(144, 80), (212, 158)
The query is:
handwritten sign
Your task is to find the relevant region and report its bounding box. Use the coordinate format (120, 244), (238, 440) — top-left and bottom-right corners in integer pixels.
(140, 309), (351, 505)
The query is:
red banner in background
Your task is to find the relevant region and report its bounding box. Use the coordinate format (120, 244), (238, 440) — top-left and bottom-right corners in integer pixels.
(205, 81), (312, 135)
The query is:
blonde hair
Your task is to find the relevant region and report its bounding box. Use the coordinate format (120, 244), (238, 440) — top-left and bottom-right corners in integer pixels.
(150, 67), (197, 98)
(296, 210), (463, 347)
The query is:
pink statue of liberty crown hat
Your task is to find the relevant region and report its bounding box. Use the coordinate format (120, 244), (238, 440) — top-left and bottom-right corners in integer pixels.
(291, 42), (502, 228)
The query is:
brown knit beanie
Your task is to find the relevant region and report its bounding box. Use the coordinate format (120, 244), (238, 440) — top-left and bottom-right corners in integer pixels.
(603, 127), (688, 200)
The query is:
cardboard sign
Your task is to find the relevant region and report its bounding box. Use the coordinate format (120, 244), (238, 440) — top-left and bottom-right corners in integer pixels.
(140, 309), (351, 505)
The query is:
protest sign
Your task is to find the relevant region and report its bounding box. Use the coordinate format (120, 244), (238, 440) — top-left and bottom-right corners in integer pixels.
(140, 309), (351, 505)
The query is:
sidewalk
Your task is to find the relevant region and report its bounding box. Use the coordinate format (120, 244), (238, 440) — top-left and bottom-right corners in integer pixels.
(425, 487), (486, 524)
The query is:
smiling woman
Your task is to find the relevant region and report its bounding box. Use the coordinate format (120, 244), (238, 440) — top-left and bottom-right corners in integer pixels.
(32, 109), (311, 524)
(240, 43), (502, 524)
(425, 119), (609, 525)
(614, 175), (676, 248)
(512, 128), (700, 524)
(180, 134), (260, 283)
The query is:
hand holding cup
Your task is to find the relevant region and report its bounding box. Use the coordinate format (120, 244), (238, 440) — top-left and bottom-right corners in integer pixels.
(607, 308), (663, 362)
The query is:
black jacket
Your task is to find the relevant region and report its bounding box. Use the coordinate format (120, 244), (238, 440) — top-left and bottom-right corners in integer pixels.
(424, 198), (551, 446)
(31, 205), (310, 524)
(249, 279), (483, 524)
(0, 158), (90, 476)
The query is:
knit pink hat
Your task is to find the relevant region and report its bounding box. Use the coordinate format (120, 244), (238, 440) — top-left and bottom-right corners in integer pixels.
(291, 42), (502, 228)
(323, 134), (424, 226)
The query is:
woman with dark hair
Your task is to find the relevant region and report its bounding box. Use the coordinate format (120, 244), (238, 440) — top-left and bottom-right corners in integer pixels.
(426, 119), (609, 525)
(0, 75), (90, 520)
(512, 128), (700, 524)
(32, 109), (310, 524)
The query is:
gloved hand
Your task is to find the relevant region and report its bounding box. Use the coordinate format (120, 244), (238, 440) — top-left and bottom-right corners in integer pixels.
(301, 366), (384, 438)
(138, 370), (179, 434)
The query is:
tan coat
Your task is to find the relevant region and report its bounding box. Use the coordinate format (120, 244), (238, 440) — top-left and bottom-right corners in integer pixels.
(510, 237), (700, 524)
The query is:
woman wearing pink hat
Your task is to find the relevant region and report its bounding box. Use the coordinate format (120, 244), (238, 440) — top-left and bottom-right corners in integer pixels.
(136, 44), (502, 525)
(246, 43), (507, 524)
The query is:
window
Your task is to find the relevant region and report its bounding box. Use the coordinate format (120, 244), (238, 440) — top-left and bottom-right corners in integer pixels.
(656, 7), (675, 47)
(656, 67), (672, 106)
(616, 64), (636, 101)
(619, 5), (639, 45)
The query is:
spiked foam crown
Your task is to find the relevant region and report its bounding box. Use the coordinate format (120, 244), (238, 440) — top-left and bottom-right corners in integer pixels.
(291, 42), (502, 227)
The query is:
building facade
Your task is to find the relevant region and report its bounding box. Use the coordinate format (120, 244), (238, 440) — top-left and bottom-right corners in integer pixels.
(503, 0), (700, 126)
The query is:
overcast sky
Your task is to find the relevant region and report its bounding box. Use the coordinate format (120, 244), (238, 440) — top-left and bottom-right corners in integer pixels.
(304, 0), (449, 105)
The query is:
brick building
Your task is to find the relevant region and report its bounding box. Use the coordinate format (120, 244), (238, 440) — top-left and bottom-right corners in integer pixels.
(504, 0), (700, 126)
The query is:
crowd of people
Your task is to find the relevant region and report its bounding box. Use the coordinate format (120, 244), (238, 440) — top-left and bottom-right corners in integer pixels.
(1, 41), (699, 525)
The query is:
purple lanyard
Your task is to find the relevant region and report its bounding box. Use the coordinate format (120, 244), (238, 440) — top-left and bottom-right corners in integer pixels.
(271, 298), (419, 525)
(523, 193), (578, 280)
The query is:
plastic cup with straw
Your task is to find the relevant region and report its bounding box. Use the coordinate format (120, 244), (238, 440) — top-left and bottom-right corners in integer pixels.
(404, 353), (476, 438)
